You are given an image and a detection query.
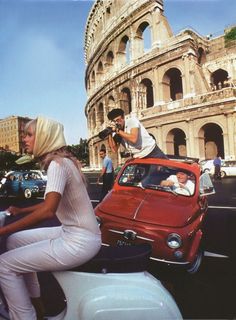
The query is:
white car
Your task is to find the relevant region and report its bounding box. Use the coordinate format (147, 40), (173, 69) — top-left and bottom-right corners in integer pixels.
(219, 160), (236, 178)
(199, 159), (214, 174)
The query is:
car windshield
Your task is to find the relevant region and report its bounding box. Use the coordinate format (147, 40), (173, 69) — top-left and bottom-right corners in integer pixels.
(23, 172), (42, 180)
(118, 163), (196, 196)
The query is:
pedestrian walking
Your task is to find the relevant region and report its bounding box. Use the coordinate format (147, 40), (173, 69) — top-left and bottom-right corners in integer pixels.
(97, 149), (114, 201)
(213, 155), (222, 180)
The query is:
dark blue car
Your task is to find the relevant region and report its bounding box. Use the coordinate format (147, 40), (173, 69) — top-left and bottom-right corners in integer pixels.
(0, 171), (46, 199)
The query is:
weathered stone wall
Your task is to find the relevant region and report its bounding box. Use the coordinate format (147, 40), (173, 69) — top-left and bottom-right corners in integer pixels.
(84, 0), (236, 169)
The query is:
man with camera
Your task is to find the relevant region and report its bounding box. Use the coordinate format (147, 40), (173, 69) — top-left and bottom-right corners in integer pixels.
(103, 108), (167, 159)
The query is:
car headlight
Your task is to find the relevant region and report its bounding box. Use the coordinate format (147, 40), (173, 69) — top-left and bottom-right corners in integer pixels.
(166, 233), (182, 249)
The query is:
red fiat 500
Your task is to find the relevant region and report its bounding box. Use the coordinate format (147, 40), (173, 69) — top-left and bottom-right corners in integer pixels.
(95, 158), (214, 273)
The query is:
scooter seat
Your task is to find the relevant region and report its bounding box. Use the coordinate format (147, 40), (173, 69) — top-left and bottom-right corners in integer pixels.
(71, 243), (152, 273)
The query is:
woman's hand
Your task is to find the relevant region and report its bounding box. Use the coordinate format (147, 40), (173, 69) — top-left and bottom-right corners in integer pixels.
(6, 206), (22, 216)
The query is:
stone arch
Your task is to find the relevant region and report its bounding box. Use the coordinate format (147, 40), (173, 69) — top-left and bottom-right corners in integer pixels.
(121, 87), (132, 114)
(166, 128), (187, 156)
(97, 61), (103, 73)
(198, 123), (224, 159)
(91, 70), (95, 87)
(140, 78), (154, 108)
(97, 102), (104, 125)
(92, 108), (96, 130)
(197, 47), (206, 65)
(106, 51), (114, 65)
(105, 51), (114, 73)
(94, 145), (98, 167)
(118, 35), (130, 65)
(211, 69), (229, 90)
(135, 21), (151, 54)
(108, 95), (115, 112)
(162, 68), (183, 101)
(100, 143), (106, 151)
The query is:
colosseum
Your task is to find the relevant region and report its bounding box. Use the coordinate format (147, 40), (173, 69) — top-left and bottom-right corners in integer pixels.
(84, 0), (236, 169)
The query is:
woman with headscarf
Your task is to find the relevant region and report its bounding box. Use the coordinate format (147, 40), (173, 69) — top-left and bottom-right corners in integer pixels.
(0, 116), (101, 320)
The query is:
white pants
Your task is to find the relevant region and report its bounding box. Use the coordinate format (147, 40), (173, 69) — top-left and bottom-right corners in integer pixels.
(0, 226), (101, 320)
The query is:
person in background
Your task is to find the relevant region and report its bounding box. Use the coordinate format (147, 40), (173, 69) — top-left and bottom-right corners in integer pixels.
(160, 170), (195, 195)
(213, 155), (222, 180)
(97, 149), (114, 201)
(0, 116), (101, 320)
(107, 108), (167, 159)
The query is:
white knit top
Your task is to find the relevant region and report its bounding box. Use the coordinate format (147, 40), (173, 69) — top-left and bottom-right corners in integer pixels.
(45, 158), (100, 236)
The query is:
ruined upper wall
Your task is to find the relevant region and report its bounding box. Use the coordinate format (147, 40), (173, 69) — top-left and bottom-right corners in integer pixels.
(84, 0), (164, 65)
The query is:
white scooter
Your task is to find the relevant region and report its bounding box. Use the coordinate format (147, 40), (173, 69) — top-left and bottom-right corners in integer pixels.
(0, 211), (182, 320)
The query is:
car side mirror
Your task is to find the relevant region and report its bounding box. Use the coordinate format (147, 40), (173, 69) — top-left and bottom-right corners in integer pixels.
(199, 172), (215, 196)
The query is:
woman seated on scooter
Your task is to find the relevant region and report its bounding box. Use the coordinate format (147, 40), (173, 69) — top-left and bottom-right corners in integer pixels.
(0, 116), (101, 320)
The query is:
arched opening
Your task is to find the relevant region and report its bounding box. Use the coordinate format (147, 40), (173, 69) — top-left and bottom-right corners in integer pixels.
(92, 108), (96, 129)
(140, 78), (154, 108)
(118, 35), (130, 65)
(91, 70), (95, 88)
(211, 69), (228, 90)
(100, 143), (106, 151)
(166, 128), (186, 156)
(163, 68), (183, 101)
(97, 102), (104, 125)
(121, 87), (132, 114)
(199, 123), (224, 159)
(108, 96), (115, 112)
(197, 47), (206, 65)
(94, 145), (98, 167)
(106, 51), (114, 65)
(136, 21), (151, 53)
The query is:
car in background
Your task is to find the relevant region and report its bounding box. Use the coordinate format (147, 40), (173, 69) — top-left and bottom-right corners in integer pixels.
(199, 159), (214, 174)
(210, 159), (236, 178)
(95, 157), (215, 274)
(0, 170), (46, 199)
(30, 170), (47, 181)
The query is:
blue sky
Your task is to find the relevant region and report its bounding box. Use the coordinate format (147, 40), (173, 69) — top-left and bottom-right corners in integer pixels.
(0, 0), (235, 145)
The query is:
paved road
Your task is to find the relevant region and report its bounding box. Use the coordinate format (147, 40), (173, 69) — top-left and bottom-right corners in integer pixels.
(0, 173), (235, 319)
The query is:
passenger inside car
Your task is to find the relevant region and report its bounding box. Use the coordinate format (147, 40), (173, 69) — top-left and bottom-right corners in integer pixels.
(160, 170), (195, 195)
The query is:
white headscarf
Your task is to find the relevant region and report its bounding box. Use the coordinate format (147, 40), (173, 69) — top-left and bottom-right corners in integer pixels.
(33, 116), (66, 157)
(16, 116), (66, 164)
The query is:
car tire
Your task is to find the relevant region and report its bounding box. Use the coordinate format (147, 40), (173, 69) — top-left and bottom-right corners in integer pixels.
(220, 171), (226, 178)
(24, 188), (32, 199)
(187, 249), (203, 274)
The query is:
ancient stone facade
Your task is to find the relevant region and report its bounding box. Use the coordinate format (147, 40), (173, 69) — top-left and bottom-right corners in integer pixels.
(0, 116), (31, 153)
(84, 0), (236, 168)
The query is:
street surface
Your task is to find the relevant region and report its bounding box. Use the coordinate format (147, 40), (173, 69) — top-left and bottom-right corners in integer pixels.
(0, 173), (235, 319)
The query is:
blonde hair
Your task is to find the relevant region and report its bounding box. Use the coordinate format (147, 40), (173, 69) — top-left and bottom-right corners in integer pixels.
(24, 119), (37, 135)
(24, 118), (87, 185)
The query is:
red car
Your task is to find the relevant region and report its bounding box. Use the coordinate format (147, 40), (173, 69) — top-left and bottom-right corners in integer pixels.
(95, 157), (215, 273)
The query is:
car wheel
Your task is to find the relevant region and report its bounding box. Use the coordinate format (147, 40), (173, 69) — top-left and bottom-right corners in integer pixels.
(24, 188), (32, 199)
(187, 249), (203, 274)
(220, 171), (226, 178)
(2, 189), (8, 198)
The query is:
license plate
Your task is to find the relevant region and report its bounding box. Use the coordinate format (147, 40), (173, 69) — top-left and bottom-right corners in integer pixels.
(116, 239), (131, 246)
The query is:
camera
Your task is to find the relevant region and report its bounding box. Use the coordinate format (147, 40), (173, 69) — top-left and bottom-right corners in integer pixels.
(98, 123), (122, 140)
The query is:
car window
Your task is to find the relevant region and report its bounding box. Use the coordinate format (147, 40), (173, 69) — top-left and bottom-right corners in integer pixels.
(118, 164), (196, 196)
(222, 161), (236, 167)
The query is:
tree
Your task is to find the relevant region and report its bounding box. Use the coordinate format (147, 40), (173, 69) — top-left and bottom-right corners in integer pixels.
(67, 139), (89, 165)
(225, 26), (236, 47)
